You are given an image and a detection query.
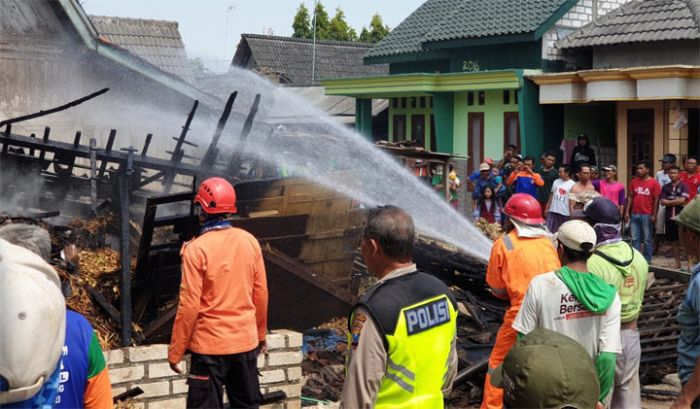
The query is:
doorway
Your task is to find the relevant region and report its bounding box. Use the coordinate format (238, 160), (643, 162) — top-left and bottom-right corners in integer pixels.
(468, 112), (484, 173)
(627, 109), (654, 179)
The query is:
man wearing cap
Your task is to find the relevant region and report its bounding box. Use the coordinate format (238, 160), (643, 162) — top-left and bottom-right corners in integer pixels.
(597, 165), (626, 216)
(584, 197), (648, 408)
(513, 220), (622, 408)
(0, 238), (66, 408)
(0, 224), (113, 409)
(481, 193), (561, 409)
(340, 206), (458, 408)
(671, 197), (700, 409)
(469, 162), (495, 210)
(491, 328), (601, 409)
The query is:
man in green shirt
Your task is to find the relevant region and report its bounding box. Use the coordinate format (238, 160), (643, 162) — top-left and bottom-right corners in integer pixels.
(584, 197), (648, 409)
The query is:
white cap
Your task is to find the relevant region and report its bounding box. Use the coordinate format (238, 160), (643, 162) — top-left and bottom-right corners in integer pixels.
(479, 162), (490, 171)
(0, 239), (65, 404)
(556, 220), (597, 252)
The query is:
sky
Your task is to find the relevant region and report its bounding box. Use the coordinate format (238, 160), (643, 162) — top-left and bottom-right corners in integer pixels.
(81, 0), (424, 72)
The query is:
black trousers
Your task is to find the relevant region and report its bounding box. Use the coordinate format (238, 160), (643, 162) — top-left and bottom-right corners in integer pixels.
(186, 350), (262, 409)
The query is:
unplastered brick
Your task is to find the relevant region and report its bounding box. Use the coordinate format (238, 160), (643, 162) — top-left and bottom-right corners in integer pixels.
(268, 351), (302, 367)
(110, 365), (145, 384)
(282, 331), (303, 348)
(148, 361), (186, 379)
(260, 369), (286, 384)
(267, 333), (286, 350)
(171, 379), (188, 395)
(127, 345), (168, 362)
(286, 367), (302, 381)
(139, 380), (171, 398)
(103, 349), (124, 366)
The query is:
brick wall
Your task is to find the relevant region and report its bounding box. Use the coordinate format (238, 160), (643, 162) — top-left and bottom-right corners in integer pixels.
(105, 330), (303, 409)
(542, 0), (633, 60)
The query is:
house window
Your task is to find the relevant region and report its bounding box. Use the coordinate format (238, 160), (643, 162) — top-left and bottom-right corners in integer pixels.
(467, 92), (475, 106)
(393, 115), (407, 141)
(430, 114), (436, 151)
(400, 98), (407, 109)
(478, 91), (486, 105)
(392, 98), (398, 109)
(412, 115), (425, 147)
(410, 97), (417, 108)
(419, 97), (426, 108)
(503, 90), (510, 105)
(514, 91), (519, 104)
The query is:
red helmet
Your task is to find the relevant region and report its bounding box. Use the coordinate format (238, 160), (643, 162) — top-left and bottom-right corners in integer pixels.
(194, 177), (237, 214)
(503, 193), (544, 225)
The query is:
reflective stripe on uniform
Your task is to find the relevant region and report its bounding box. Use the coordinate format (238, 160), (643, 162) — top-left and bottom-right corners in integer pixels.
(387, 358), (415, 381)
(384, 371), (415, 393)
(503, 235), (514, 251)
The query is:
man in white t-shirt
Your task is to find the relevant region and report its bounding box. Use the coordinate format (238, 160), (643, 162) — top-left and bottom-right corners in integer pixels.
(546, 164), (575, 233)
(513, 220), (622, 409)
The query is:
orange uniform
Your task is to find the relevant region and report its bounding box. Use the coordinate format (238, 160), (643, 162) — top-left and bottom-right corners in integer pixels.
(481, 230), (560, 409)
(168, 227), (268, 364)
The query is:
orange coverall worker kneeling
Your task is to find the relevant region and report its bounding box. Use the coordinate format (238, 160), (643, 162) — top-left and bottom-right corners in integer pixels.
(168, 177), (269, 409)
(481, 193), (561, 409)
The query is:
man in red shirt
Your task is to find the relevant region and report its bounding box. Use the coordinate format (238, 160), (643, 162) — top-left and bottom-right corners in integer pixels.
(680, 155), (700, 201)
(625, 161), (661, 263)
(169, 177), (268, 409)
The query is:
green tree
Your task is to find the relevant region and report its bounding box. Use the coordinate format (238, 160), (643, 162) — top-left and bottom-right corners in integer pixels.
(327, 8), (357, 41)
(292, 3), (312, 39)
(311, 2), (331, 39)
(187, 57), (210, 78)
(361, 14), (390, 43)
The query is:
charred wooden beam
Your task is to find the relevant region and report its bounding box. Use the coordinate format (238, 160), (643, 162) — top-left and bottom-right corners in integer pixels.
(202, 92), (237, 168)
(0, 88), (109, 129)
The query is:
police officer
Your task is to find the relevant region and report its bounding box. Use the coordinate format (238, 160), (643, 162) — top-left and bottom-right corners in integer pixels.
(340, 206), (458, 408)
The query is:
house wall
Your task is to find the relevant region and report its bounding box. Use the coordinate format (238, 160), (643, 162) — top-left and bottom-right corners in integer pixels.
(593, 41), (700, 68)
(542, 0), (633, 61)
(453, 89), (520, 164)
(388, 96), (434, 148)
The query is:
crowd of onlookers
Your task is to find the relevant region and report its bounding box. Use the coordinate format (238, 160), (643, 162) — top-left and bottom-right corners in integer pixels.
(410, 135), (700, 269)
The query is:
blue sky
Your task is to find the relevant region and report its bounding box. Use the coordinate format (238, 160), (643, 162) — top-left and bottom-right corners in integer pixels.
(81, 0), (424, 72)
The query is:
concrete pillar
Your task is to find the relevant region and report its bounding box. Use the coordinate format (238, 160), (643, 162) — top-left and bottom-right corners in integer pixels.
(355, 98), (373, 139)
(433, 93), (455, 153)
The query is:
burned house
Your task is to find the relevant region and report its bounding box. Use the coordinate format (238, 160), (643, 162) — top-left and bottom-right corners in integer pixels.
(0, 0), (220, 160)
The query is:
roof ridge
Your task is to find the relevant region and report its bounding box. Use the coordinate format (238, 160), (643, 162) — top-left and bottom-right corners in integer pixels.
(240, 33), (376, 48)
(88, 15), (179, 27)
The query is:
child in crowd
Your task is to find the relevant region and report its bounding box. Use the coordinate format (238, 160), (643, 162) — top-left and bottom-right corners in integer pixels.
(546, 165), (575, 233)
(472, 186), (501, 224)
(491, 167), (506, 204)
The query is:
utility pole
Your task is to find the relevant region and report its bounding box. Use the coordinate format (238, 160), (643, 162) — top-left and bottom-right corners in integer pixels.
(223, 3), (236, 72)
(312, 0), (318, 84)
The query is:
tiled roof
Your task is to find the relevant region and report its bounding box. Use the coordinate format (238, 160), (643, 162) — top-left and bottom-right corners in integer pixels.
(232, 34), (389, 86)
(89, 15), (194, 83)
(365, 0), (576, 60)
(558, 0), (700, 48)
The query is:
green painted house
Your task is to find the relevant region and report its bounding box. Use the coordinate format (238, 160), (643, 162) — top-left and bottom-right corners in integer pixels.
(322, 0), (588, 170)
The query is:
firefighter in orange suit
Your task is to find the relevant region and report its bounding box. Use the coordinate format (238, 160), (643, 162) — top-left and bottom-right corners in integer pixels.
(481, 193), (561, 409)
(168, 177), (268, 409)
